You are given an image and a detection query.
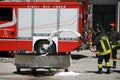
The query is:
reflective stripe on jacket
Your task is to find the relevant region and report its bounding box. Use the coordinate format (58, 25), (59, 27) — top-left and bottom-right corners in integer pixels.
(98, 36), (112, 55)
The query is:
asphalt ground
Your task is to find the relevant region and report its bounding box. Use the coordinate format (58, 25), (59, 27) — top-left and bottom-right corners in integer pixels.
(0, 50), (120, 80)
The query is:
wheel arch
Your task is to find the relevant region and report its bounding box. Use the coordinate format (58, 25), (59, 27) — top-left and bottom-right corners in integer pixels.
(34, 39), (57, 52)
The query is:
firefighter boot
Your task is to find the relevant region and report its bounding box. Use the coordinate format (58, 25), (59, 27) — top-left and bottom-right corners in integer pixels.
(106, 62), (111, 74)
(106, 67), (111, 74)
(97, 68), (102, 74)
(97, 64), (102, 74)
(113, 61), (116, 69)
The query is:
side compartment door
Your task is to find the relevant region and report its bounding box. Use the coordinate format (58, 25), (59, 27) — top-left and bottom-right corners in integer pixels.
(18, 8), (32, 38)
(59, 8), (78, 40)
(34, 9), (57, 35)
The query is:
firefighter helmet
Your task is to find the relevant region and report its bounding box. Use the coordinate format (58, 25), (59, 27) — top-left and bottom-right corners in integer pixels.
(109, 22), (116, 27)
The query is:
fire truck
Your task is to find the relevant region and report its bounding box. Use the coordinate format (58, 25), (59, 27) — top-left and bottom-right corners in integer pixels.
(0, 1), (91, 55)
(0, 1), (92, 73)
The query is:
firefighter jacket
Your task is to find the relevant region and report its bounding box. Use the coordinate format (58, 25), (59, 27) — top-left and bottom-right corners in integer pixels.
(107, 30), (120, 45)
(92, 32), (111, 56)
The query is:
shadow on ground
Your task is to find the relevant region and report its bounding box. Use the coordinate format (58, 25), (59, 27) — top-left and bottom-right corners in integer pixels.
(13, 70), (58, 77)
(71, 54), (88, 60)
(85, 69), (120, 74)
(0, 52), (14, 58)
(112, 70), (120, 73)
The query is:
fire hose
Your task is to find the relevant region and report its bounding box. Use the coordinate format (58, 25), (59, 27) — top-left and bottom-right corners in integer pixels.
(42, 29), (81, 56)
(42, 29), (98, 56)
(43, 28), (120, 60)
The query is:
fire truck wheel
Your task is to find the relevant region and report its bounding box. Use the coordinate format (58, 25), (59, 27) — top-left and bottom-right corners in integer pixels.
(36, 40), (57, 55)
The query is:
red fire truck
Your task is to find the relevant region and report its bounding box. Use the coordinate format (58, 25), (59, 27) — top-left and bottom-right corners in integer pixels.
(0, 1), (91, 54)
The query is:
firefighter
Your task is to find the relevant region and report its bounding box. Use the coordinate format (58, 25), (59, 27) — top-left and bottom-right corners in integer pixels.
(92, 24), (112, 74)
(107, 22), (120, 69)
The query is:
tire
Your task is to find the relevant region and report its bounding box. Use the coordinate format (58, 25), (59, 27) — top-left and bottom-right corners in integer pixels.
(36, 40), (57, 55)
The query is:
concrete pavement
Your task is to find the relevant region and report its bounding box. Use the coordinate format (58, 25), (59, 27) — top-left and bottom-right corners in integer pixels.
(0, 50), (120, 80)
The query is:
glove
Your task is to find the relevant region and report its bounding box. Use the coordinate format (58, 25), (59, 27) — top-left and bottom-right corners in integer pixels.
(117, 40), (120, 46)
(118, 40), (120, 44)
(96, 52), (100, 57)
(110, 41), (112, 44)
(111, 45), (117, 49)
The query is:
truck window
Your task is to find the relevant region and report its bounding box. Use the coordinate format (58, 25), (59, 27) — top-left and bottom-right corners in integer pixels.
(0, 8), (12, 21)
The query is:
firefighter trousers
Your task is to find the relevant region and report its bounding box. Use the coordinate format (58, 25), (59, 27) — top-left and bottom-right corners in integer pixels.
(112, 48), (118, 68)
(98, 54), (111, 68)
(112, 48), (117, 60)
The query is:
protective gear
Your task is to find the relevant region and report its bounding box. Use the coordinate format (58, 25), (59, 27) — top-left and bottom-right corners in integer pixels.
(106, 61), (111, 67)
(118, 40), (120, 44)
(107, 31), (120, 45)
(107, 24), (120, 69)
(113, 60), (117, 69)
(97, 54), (111, 74)
(106, 61), (111, 74)
(97, 64), (102, 74)
(109, 22), (116, 27)
(92, 28), (111, 55)
(98, 63), (102, 68)
(93, 27), (111, 74)
(98, 68), (103, 74)
(106, 67), (111, 74)
(107, 30), (120, 69)
(117, 40), (120, 47)
(98, 36), (112, 55)
(96, 52), (100, 56)
(111, 45), (117, 49)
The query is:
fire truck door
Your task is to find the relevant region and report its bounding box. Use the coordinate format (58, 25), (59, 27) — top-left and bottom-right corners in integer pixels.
(0, 8), (17, 38)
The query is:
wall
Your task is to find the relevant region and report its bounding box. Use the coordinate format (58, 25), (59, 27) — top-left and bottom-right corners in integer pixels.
(88, 0), (119, 5)
(117, 2), (120, 32)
